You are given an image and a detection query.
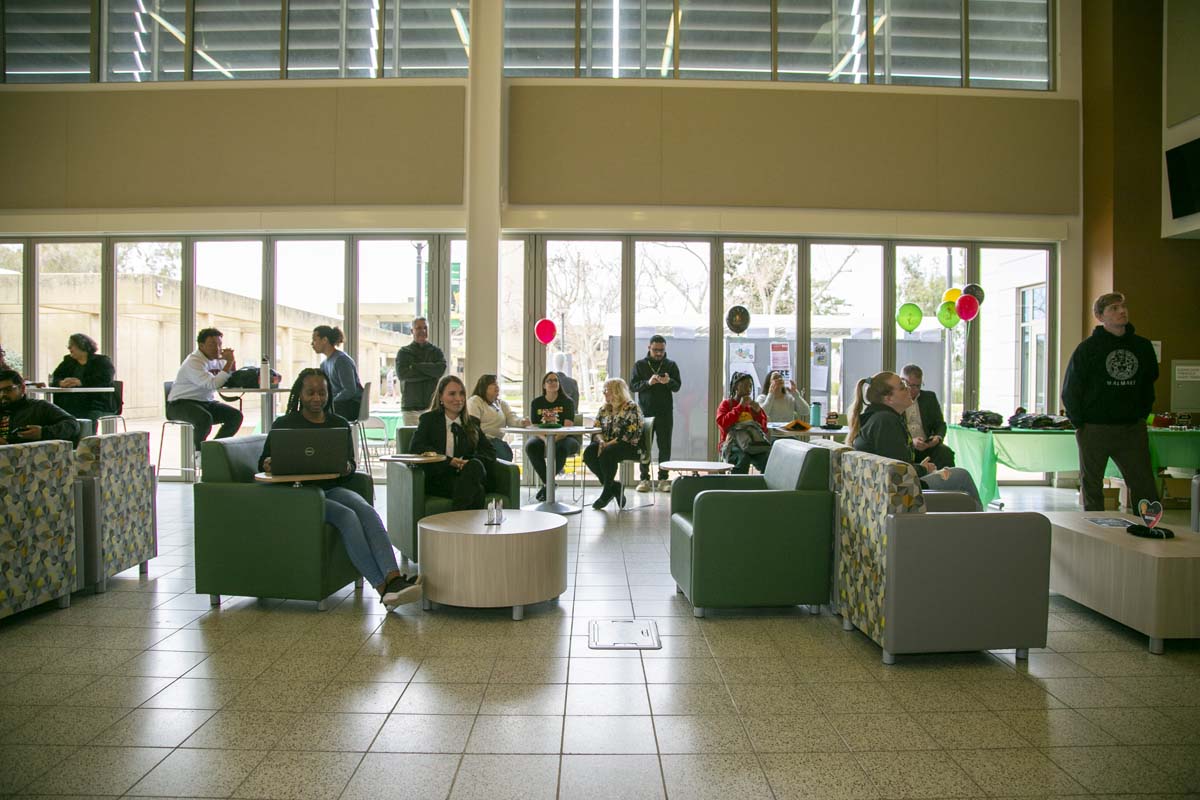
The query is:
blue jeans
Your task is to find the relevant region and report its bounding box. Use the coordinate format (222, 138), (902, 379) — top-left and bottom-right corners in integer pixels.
(921, 467), (983, 509)
(323, 486), (400, 590)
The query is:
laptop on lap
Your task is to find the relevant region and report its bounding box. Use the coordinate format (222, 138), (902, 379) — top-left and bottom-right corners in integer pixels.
(267, 428), (351, 476)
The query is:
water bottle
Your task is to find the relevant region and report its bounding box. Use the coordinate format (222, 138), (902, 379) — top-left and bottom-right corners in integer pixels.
(259, 356), (270, 389)
(810, 401), (822, 427)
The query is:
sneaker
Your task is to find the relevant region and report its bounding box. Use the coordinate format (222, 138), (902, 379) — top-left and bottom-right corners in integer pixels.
(635, 480), (652, 493)
(536, 487), (547, 502)
(659, 480), (672, 493)
(381, 575), (422, 609)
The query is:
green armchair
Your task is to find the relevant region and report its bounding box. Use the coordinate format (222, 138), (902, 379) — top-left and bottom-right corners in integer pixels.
(670, 439), (834, 617)
(385, 455), (522, 566)
(194, 435), (369, 610)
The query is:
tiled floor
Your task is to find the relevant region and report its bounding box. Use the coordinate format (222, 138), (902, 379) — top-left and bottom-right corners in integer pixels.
(1, 484), (1197, 799)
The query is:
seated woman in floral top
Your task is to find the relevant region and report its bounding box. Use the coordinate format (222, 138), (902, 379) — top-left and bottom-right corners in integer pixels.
(583, 378), (644, 510)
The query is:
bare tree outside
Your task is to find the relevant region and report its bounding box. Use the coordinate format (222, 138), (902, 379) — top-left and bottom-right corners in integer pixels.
(546, 240), (621, 410)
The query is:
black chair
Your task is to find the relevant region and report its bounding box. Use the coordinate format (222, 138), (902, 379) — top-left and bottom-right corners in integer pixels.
(96, 379), (127, 434)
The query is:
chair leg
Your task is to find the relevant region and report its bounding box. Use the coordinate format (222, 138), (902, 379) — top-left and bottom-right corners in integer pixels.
(1015, 648), (1029, 660)
(56, 594), (71, 609)
(693, 606), (705, 618)
(809, 604), (821, 615)
(881, 650), (896, 665)
(317, 597), (332, 612)
(354, 577), (364, 591)
(842, 615), (854, 631)
(94, 577), (107, 594)
(139, 561), (149, 575)
(210, 594), (221, 606)
(676, 584), (683, 594)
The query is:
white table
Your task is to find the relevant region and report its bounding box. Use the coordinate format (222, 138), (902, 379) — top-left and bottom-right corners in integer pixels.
(418, 509), (568, 620)
(768, 423), (849, 439)
(502, 425), (600, 516)
(254, 471), (340, 487)
(660, 460), (736, 476)
(26, 386), (115, 395)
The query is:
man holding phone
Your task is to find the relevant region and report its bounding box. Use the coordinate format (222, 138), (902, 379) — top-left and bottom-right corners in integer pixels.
(167, 327), (244, 451)
(629, 335), (681, 492)
(0, 369), (81, 446)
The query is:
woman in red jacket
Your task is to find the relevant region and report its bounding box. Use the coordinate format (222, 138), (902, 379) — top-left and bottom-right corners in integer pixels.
(717, 371), (771, 474)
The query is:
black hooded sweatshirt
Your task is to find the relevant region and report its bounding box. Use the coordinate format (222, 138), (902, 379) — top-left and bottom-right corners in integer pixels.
(1061, 322), (1157, 427)
(852, 403), (916, 464)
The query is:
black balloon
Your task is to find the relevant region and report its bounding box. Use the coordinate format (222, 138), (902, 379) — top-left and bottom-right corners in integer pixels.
(963, 283), (985, 305)
(726, 305), (751, 334)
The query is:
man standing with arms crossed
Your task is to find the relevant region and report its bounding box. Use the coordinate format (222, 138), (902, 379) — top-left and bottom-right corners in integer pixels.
(396, 317), (447, 426)
(1061, 292), (1159, 511)
(630, 334), (681, 493)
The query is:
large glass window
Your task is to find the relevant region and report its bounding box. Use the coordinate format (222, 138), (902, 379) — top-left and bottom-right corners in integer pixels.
(894, 245), (967, 424)
(968, 0), (1050, 89)
(499, 239), (526, 427)
(977, 247), (1049, 418)
(634, 240), (710, 461)
(384, 0), (470, 77)
(275, 240), (346, 381)
(104, 0), (186, 82)
(679, 0), (771, 81)
(0, 244), (23, 376)
(722, 242), (799, 402)
(778, 0), (867, 83)
(116, 241), (183, 465)
(286, 0), (379, 79)
(503, 0), (575, 77)
(192, 0), (282, 80)
(448, 240), (467, 377)
(4, 0), (92, 83)
(809, 243), (883, 416)
(37, 242), (103, 386)
(874, 0), (962, 87)
(358, 239), (430, 414)
(545, 240), (621, 416)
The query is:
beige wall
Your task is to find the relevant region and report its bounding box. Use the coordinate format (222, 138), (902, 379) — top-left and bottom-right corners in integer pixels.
(509, 84), (1079, 215)
(0, 83), (466, 210)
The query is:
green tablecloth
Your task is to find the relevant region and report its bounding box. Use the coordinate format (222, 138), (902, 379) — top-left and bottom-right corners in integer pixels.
(945, 425), (1200, 507)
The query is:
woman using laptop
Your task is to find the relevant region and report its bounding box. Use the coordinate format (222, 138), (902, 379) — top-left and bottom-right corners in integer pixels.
(409, 375), (496, 510)
(260, 368), (420, 610)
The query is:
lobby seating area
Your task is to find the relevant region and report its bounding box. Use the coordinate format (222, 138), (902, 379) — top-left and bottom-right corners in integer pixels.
(0, 481), (1197, 798)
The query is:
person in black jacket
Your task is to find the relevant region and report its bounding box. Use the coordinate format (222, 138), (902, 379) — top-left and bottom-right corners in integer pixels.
(50, 333), (116, 422)
(847, 370), (981, 508)
(629, 335), (681, 493)
(526, 371), (579, 502)
(0, 369), (81, 446)
(259, 368), (420, 610)
(900, 364), (955, 469)
(1061, 292), (1159, 511)
(409, 375), (496, 510)
(396, 317), (447, 426)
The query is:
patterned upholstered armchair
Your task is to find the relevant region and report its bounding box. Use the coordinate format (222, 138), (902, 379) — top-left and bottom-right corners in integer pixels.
(75, 431), (157, 592)
(0, 440), (78, 618)
(837, 450), (1051, 664)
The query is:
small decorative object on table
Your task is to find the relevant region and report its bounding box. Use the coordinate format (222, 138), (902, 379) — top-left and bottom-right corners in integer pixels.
(1127, 499), (1174, 539)
(485, 497), (504, 526)
(824, 411), (841, 429)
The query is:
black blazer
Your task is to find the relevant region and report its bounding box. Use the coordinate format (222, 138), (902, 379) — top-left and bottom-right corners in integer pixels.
(914, 390), (948, 439)
(408, 409), (497, 461)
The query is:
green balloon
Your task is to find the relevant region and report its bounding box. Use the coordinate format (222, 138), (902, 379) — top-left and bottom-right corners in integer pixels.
(937, 301), (961, 329)
(896, 303), (922, 333)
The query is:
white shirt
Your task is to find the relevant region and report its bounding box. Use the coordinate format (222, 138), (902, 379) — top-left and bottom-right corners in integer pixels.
(466, 395), (518, 438)
(168, 349), (231, 402)
(904, 402), (926, 442)
(444, 413), (458, 457)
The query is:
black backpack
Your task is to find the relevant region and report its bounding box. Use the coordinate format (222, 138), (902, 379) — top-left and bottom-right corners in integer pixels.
(960, 410), (1004, 430)
(222, 366), (281, 389)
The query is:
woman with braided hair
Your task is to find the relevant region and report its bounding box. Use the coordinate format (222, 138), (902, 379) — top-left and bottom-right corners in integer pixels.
(259, 368), (420, 609)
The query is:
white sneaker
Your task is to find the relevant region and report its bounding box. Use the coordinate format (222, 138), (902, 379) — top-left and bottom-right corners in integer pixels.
(659, 480), (672, 493)
(382, 575), (423, 609)
(635, 480), (652, 493)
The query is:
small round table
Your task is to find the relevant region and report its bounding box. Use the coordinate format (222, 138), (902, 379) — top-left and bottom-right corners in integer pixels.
(253, 471), (340, 487)
(660, 460), (737, 477)
(418, 509), (568, 620)
(502, 425), (600, 516)
(767, 423), (849, 439)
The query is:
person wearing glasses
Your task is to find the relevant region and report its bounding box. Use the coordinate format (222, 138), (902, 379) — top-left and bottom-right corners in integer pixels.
(899, 364), (954, 469)
(847, 370), (981, 508)
(0, 369), (81, 446)
(526, 371), (579, 502)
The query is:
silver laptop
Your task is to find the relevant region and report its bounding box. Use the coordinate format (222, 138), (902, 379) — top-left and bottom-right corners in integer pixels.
(267, 428), (350, 476)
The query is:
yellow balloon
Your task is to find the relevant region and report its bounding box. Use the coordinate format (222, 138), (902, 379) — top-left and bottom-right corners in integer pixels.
(942, 288), (963, 303)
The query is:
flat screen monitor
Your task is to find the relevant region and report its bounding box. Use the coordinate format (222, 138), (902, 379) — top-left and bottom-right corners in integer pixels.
(1165, 137), (1200, 219)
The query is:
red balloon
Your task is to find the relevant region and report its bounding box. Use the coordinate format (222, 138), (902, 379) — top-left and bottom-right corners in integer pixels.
(955, 294), (980, 322)
(534, 318), (557, 345)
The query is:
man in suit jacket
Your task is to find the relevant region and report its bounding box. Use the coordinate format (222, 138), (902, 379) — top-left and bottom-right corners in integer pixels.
(901, 364), (955, 469)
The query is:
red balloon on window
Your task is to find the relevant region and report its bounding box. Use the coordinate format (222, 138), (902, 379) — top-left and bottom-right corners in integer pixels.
(955, 293), (980, 322)
(534, 318), (557, 345)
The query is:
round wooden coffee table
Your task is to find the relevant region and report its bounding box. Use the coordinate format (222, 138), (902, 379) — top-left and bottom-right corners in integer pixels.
(417, 509), (568, 620)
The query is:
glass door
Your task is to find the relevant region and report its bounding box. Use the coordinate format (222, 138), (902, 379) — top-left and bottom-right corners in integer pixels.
(722, 241), (799, 413)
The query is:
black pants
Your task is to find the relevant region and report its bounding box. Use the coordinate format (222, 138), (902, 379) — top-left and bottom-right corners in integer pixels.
(425, 458), (489, 510)
(1076, 422), (1158, 511)
(922, 442), (956, 469)
(526, 436), (581, 484)
(726, 443), (769, 475)
(166, 400), (243, 450)
(583, 440), (638, 487)
(488, 437), (514, 462)
(333, 396), (361, 422)
(639, 413), (672, 481)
